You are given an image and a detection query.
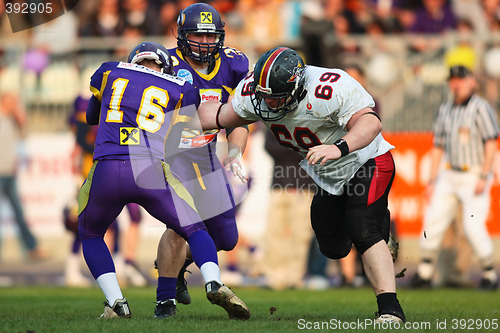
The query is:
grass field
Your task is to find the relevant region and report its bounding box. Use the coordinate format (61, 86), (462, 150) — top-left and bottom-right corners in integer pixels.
(1, 285), (499, 332)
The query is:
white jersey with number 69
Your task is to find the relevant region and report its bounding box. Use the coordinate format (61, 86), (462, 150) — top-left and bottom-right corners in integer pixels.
(232, 65), (394, 195)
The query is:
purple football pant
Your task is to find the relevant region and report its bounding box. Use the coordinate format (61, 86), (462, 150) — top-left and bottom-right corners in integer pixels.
(78, 159), (206, 240)
(78, 159), (212, 279)
(170, 156), (238, 251)
(125, 203), (142, 224)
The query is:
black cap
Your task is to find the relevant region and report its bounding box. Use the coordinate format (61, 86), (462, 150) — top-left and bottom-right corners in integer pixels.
(448, 65), (472, 79)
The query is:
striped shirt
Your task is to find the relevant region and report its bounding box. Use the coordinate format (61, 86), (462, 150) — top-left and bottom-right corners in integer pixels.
(433, 94), (499, 170)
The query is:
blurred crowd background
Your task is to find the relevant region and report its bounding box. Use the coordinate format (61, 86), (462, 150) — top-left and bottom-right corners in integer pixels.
(2, 0), (500, 131)
(0, 0), (500, 289)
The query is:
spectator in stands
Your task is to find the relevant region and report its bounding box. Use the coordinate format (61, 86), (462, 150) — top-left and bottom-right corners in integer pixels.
(0, 92), (46, 261)
(408, 0), (457, 52)
(324, 0), (365, 62)
(300, 0), (365, 67)
(236, 0), (286, 55)
(410, 0), (457, 33)
(122, 0), (163, 36)
(444, 19), (477, 70)
(158, 0), (183, 38)
(80, 0), (126, 37)
(365, 0), (406, 32)
(31, 1), (78, 59)
(451, 0), (486, 34)
(479, 0), (500, 33)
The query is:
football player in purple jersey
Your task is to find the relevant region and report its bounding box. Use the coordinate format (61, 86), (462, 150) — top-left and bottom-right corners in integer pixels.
(78, 42), (250, 320)
(157, 2), (250, 306)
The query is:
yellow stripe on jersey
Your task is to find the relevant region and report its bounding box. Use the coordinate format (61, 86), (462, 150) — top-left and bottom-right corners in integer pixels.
(196, 57), (221, 81)
(161, 161), (197, 212)
(90, 70), (111, 102)
(175, 49), (221, 81)
(78, 160), (98, 215)
(223, 85), (235, 96)
(192, 162), (207, 190)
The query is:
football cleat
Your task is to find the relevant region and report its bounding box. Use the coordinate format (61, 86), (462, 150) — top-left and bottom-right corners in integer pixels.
(99, 298), (131, 319)
(176, 267), (191, 305)
(387, 231), (399, 262)
(205, 281), (250, 320)
(409, 274), (432, 289)
(154, 299), (177, 319)
(375, 314), (404, 324)
(478, 278), (498, 291)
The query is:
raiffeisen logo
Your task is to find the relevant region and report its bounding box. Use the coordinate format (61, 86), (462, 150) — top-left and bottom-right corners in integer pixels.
(2, 0), (80, 33)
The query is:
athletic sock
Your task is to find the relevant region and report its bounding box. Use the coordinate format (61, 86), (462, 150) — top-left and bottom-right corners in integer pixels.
(157, 276), (177, 301)
(187, 230), (218, 266)
(96, 272), (124, 306)
(81, 238), (115, 279)
(376, 292), (406, 322)
(187, 230), (220, 284)
(200, 262), (222, 285)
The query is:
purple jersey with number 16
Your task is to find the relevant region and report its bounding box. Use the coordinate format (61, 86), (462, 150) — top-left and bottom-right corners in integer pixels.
(79, 61), (205, 241)
(88, 61), (200, 161)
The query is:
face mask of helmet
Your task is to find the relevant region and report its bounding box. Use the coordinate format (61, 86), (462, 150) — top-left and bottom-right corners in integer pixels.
(183, 33), (223, 63)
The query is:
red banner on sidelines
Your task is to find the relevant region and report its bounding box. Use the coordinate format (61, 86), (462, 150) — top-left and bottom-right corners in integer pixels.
(385, 132), (500, 236)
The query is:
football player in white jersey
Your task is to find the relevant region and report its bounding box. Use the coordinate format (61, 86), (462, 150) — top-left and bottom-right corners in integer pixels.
(197, 47), (405, 323)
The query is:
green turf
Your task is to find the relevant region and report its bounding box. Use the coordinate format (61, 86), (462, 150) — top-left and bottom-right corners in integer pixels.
(1, 286), (499, 332)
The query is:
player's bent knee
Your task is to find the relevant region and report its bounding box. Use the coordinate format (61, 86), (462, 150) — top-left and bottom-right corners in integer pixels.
(320, 246), (350, 259)
(317, 238), (351, 259)
(214, 236), (238, 252)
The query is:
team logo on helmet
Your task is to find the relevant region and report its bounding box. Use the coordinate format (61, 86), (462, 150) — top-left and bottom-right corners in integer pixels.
(200, 12), (213, 23)
(287, 66), (303, 83)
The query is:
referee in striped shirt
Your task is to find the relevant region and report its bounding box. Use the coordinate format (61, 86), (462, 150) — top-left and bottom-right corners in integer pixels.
(412, 65), (499, 290)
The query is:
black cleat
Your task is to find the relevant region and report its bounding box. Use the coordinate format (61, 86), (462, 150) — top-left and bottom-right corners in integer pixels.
(176, 267), (191, 305)
(205, 281), (250, 320)
(478, 278), (498, 291)
(100, 298), (131, 319)
(154, 299), (177, 318)
(409, 274), (432, 289)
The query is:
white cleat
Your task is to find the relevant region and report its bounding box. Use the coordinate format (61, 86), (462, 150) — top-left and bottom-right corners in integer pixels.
(375, 314), (404, 324)
(99, 298), (131, 319)
(205, 281), (250, 320)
